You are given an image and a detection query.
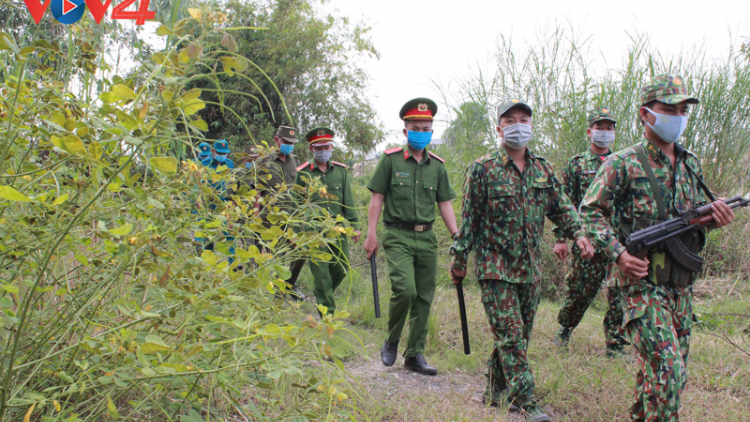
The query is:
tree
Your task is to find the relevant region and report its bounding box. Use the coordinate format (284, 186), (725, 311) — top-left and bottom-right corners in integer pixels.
(191, 0), (385, 154)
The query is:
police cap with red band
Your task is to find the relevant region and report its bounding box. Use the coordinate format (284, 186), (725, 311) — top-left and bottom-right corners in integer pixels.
(399, 97), (438, 121)
(305, 127), (335, 145)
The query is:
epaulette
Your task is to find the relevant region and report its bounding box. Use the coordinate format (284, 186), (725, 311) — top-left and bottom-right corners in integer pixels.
(428, 152), (445, 163)
(475, 152), (494, 164)
(296, 162), (309, 172)
(332, 161), (347, 168)
(384, 147), (403, 155)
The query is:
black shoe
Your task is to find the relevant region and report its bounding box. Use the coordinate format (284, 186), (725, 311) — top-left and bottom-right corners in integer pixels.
(288, 287), (305, 302)
(381, 341), (399, 367)
(482, 387), (521, 412)
(404, 354), (437, 375)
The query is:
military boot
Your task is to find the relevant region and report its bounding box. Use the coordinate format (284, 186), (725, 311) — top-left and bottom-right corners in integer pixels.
(380, 340), (399, 367)
(554, 326), (572, 347)
(524, 406), (551, 422)
(404, 353), (437, 375)
(482, 387), (520, 412)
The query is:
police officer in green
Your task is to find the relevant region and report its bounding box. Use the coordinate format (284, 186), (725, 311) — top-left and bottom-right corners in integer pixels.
(364, 98), (459, 375)
(256, 126), (305, 299)
(294, 127), (360, 315)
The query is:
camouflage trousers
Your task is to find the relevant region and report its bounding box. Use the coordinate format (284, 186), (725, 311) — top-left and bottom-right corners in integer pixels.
(479, 279), (541, 407)
(623, 279), (692, 422)
(557, 250), (628, 346)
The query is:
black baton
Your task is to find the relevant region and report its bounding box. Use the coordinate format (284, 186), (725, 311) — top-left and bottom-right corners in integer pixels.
(370, 254), (381, 318)
(453, 270), (470, 355)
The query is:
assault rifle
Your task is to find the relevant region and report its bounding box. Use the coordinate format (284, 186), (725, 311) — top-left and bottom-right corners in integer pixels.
(625, 196), (750, 272)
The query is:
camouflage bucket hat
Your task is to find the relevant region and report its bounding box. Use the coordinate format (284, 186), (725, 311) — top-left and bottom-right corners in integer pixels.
(587, 106), (617, 126)
(497, 98), (532, 120)
(640, 74), (699, 106)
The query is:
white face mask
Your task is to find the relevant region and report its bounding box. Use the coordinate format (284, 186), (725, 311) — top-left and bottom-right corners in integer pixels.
(645, 107), (687, 143)
(501, 123), (533, 150)
(591, 130), (615, 148)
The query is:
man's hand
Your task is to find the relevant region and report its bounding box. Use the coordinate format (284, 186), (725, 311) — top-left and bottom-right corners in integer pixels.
(364, 233), (378, 259)
(352, 230), (361, 244)
(711, 199), (735, 228)
(553, 242), (569, 261)
(617, 251), (650, 280)
(576, 237), (595, 260)
(450, 267), (466, 286)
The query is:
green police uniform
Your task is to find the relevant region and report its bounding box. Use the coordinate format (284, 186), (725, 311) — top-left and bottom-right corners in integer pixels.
(294, 127), (359, 315)
(554, 107), (628, 352)
(579, 75), (706, 421)
(367, 106), (456, 358)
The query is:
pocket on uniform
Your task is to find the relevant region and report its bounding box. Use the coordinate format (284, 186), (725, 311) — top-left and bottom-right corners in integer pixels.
(390, 176), (413, 201)
(421, 179), (438, 204)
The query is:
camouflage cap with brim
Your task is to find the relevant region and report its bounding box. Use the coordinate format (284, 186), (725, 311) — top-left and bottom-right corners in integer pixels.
(588, 106), (617, 126)
(275, 126), (300, 144)
(640, 74), (699, 106)
(497, 98), (532, 120)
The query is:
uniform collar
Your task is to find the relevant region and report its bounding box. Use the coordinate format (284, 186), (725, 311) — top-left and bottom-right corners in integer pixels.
(641, 137), (688, 162)
(497, 147), (532, 167)
(585, 148), (611, 161)
(404, 146), (430, 163)
(312, 160), (331, 173)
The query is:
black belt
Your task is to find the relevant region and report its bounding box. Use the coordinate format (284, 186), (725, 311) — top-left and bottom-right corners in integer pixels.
(384, 222), (433, 232)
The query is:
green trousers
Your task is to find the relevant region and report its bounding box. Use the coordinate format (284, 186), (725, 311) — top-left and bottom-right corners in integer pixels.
(309, 238), (349, 316)
(382, 227), (437, 358)
(557, 249), (628, 347)
(481, 279), (541, 408)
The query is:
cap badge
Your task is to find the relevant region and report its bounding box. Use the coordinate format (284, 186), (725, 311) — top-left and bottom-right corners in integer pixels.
(289, 130), (295, 135)
(673, 77), (683, 86)
(317, 130), (325, 136)
(418, 103), (428, 112)
(512, 99), (519, 103)
(602, 108), (609, 113)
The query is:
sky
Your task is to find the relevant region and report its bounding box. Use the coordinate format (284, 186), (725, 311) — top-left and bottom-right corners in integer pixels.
(321, 0), (749, 151)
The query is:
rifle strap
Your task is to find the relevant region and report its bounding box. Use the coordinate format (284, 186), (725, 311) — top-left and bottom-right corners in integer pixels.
(682, 161), (717, 202)
(635, 144), (667, 221)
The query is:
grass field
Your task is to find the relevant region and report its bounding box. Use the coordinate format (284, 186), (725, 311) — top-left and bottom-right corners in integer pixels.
(283, 257), (750, 422)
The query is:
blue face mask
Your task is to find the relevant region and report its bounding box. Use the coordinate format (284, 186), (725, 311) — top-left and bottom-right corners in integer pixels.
(214, 154), (227, 163)
(200, 156), (212, 166)
(279, 144), (295, 155)
(407, 130), (432, 151)
(245, 162), (254, 169)
(645, 107), (687, 143)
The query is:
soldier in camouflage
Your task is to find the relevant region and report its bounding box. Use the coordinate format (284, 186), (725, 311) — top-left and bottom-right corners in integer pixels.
(579, 74), (735, 421)
(553, 106), (629, 356)
(450, 99), (595, 422)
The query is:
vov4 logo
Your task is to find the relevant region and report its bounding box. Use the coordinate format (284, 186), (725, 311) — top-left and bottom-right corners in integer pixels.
(23, 0), (155, 25)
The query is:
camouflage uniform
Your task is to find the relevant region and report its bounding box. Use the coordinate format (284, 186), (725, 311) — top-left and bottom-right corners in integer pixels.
(579, 75), (706, 421)
(554, 107), (628, 349)
(450, 129), (585, 408)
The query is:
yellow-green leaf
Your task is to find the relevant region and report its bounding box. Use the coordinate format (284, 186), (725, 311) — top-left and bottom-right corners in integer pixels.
(155, 25), (173, 36)
(106, 394), (119, 419)
(88, 142), (103, 159)
(187, 8), (201, 20)
(60, 135), (87, 156)
(141, 342), (170, 354)
(23, 403), (34, 422)
(0, 185), (31, 202)
(149, 157), (178, 174)
(111, 84), (137, 101)
(182, 88), (202, 101)
(52, 194), (69, 205)
(182, 100), (205, 116)
(192, 119), (208, 131)
(109, 223), (133, 236)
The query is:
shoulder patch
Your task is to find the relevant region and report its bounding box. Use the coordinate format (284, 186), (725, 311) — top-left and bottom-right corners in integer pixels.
(428, 152), (445, 163)
(296, 162), (310, 172)
(332, 161), (347, 168)
(475, 152), (495, 164)
(384, 147), (403, 155)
